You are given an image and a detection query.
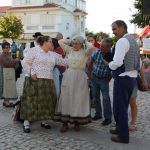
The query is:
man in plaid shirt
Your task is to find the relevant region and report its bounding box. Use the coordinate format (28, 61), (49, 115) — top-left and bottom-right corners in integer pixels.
(88, 38), (113, 126)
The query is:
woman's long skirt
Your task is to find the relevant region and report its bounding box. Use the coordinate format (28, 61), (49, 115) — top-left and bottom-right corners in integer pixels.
(0, 66), (3, 99)
(20, 77), (57, 121)
(54, 68), (91, 125)
(2, 68), (17, 99)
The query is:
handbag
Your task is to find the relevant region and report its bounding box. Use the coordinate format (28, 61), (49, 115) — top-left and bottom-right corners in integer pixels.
(137, 74), (145, 91)
(12, 100), (23, 121)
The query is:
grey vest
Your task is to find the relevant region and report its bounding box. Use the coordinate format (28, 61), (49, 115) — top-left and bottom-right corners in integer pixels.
(124, 34), (140, 72)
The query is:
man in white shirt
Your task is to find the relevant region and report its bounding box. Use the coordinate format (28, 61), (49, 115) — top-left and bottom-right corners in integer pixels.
(109, 20), (140, 144)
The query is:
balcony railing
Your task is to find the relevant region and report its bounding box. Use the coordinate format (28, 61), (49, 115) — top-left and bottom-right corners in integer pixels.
(26, 26), (39, 30)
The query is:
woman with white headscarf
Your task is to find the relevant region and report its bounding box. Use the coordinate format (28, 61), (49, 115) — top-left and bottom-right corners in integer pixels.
(54, 35), (93, 132)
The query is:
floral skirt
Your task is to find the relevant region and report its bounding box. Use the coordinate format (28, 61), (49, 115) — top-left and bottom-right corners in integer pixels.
(20, 77), (57, 121)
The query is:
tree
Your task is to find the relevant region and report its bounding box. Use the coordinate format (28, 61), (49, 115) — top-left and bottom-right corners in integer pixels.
(85, 28), (110, 39)
(0, 14), (24, 41)
(130, 0), (150, 28)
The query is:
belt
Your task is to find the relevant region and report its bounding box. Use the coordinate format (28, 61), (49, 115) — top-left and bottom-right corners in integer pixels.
(93, 74), (107, 79)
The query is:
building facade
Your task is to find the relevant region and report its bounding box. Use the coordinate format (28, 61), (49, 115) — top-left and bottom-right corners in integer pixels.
(7, 0), (87, 40)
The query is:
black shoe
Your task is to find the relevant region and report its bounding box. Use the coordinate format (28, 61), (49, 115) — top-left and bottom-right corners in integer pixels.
(111, 136), (129, 144)
(92, 116), (102, 121)
(41, 122), (51, 129)
(23, 125), (31, 133)
(110, 129), (118, 135)
(3, 102), (14, 107)
(101, 119), (112, 126)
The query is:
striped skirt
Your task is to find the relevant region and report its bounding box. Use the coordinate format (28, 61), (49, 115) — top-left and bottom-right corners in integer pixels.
(20, 77), (57, 121)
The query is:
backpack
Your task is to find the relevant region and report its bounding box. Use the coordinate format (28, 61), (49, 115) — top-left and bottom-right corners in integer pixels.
(11, 43), (17, 53)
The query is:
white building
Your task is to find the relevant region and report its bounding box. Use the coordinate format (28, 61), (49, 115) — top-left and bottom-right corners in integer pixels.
(8, 0), (87, 40)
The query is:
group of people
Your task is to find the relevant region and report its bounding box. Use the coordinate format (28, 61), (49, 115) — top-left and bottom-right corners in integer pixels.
(0, 20), (150, 144)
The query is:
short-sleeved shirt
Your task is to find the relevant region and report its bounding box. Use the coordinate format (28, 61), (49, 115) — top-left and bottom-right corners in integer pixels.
(91, 49), (113, 78)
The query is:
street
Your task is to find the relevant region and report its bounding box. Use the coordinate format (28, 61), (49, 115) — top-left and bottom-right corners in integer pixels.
(0, 74), (150, 150)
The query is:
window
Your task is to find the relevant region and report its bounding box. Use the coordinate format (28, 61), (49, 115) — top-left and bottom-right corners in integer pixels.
(81, 21), (84, 32)
(26, 26), (38, 30)
(25, 0), (30, 4)
(42, 26), (55, 29)
(40, 14), (56, 26)
(31, 15), (40, 25)
(24, 15), (31, 25)
(66, 23), (69, 30)
(75, 0), (77, 7)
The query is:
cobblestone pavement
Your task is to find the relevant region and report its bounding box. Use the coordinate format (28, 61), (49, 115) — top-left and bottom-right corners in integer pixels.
(0, 74), (150, 150)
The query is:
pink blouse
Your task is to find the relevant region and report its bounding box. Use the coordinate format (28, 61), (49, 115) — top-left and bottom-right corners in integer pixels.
(144, 66), (150, 73)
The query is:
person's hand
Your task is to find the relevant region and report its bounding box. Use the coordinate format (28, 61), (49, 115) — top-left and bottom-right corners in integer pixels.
(142, 80), (148, 90)
(107, 76), (112, 82)
(88, 73), (93, 80)
(103, 59), (109, 65)
(31, 74), (37, 80)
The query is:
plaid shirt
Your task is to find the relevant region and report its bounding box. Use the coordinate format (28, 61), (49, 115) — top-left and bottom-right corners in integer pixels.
(91, 49), (112, 78)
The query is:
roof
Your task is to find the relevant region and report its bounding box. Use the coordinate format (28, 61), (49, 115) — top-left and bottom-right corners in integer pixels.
(0, 6), (12, 13)
(9, 3), (63, 10)
(73, 8), (87, 15)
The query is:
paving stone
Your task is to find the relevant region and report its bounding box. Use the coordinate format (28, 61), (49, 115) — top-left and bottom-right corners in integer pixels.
(0, 74), (150, 149)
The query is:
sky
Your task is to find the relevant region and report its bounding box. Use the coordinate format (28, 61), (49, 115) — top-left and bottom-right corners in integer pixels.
(0, 0), (141, 35)
(85, 0), (141, 34)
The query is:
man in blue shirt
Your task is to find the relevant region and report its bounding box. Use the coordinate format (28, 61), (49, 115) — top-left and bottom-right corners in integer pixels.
(88, 38), (113, 126)
(11, 41), (17, 59)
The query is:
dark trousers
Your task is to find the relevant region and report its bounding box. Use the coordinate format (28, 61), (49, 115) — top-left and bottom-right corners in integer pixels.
(113, 76), (134, 141)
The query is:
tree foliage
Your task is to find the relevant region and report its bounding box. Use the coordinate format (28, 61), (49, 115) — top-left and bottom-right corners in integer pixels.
(85, 28), (110, 39)
(85, 28), (118, 45)
(130, 0), (150, 28)
(0, 15), (24, 40)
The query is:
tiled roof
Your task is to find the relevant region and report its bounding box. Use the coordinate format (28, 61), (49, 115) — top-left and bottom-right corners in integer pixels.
(0, 6), (12, 13)
(73, 8), (87, 15)
(9, 3), (63, 10)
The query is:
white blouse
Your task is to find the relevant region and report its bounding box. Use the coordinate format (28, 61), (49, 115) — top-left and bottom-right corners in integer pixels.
(21, 46), (66, 79)
(58, 39), (93, 69)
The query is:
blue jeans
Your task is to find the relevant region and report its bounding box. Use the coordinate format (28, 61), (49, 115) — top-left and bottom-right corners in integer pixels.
(92, 77), (112, 119)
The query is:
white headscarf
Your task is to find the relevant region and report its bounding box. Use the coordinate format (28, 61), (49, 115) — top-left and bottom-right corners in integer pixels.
(72, 35), (85, 44)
